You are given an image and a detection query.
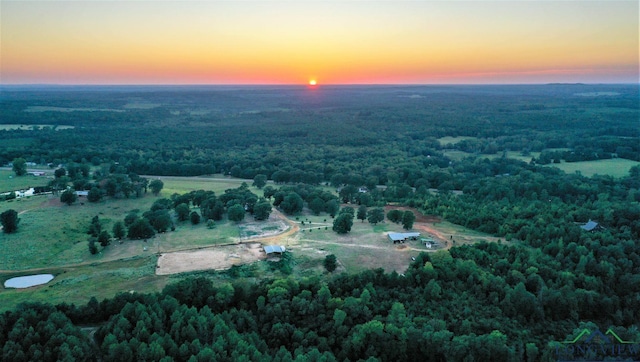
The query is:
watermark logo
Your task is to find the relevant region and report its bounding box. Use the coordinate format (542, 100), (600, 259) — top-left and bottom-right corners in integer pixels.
(555, 328), (639, 361)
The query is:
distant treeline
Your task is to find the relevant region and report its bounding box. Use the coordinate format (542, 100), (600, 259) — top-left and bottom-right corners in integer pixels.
(0, 85), (638, 181)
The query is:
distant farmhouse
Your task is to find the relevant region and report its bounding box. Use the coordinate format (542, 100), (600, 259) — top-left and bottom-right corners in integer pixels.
(388, 232), (420, 244)
(580, 220), (603, 232)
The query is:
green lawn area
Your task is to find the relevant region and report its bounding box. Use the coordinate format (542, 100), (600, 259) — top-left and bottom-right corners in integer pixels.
(0, 256), (166, 312)
(0, 176), (258, 271)
(0, 124), (74, 130)
(437, 136), (478, 146)
(0, 169), (50, 193)
(157, 175), (262, 196)
(549, 158), (639, 178)
(0, 175), (505, 312)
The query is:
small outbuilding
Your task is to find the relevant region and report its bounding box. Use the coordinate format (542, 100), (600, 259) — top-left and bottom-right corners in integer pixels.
(580, 220), (603, 232)
(264, 245), (286, 255)
(388, 232), (421, 244)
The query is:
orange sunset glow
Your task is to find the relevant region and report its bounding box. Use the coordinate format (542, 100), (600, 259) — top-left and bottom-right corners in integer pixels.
(1, 1), (638, 85)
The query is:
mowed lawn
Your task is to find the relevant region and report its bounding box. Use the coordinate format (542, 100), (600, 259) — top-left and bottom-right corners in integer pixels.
(0, 175), (503, 311)
(0, 256), (166, 312)
(0, 169), (50, 193)
(0, 175), (264, 271)
(549, 158), (639, 178)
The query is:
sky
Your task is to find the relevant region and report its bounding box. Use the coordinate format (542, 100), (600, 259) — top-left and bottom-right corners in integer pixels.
(1, 1), (638, 85)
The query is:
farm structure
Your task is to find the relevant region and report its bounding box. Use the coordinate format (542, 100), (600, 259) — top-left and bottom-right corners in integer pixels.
(263, 245), (286, 255)
(388, 232), (421, 244)
(580, 220), (603, 232)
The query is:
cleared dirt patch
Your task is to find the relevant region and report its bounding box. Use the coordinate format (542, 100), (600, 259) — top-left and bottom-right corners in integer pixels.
(156, 243), (265, 275)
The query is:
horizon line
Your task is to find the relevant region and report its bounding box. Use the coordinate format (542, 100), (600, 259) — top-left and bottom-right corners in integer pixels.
(2, 82), (638, 87)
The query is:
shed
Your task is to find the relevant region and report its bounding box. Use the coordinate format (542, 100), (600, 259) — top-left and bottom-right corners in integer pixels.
(388, 232), (421, 244)
(264, 245), (286, 255)
(580, 220), (602, 232)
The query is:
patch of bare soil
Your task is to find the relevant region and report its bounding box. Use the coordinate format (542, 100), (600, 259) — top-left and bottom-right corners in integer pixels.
(156, 243), (265, 275)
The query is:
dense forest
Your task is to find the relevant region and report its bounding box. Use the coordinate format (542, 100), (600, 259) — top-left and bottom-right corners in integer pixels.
(1, 84), (639, 360)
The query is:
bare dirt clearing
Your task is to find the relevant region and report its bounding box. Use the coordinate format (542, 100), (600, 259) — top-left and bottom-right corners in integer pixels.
(156, 243), (265, 275)
(154, 209), (297, 275)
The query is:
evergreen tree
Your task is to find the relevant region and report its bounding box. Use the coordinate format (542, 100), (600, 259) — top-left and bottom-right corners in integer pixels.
(324, 254), (337, 272)
(190, 211), (201, 225)
(1, 209), (19, 233)
(112, 221), (126, 240)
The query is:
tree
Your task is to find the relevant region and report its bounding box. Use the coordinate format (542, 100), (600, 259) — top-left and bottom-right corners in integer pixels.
(88, 238), (98, 255)
(402, 210), (416, 230)
(309, 198), (325, 215)
(367, 208), (385, 225)
(88, 215), (101, 237)
(128, 218), (156, 239)
(190, 211), (201, 225)
(1, 209), (19, 233)
(54, 167), (67, 178)
(324, 254), (337, 272)
(145, 210), (172, 232)
(263, 186), (276, 199)
(87, 187), (102, 202)
(333, 213), (353, 234)
(60, 189), (77, 205)
(325, 199), (339, 218)
(228, 204), (246, 222)
(280, 192), (304, 215)
(387, 209), (403, 223)
(12, 158), (27, 176)
(112, 221), (126, 240)
(357, 205), (367, 222)
(149, 179), (164, 196)
(98, 230), (111, 247)
(339, 185), (358, 203)
(175, 203), (190, 222)
(253, 199), (273, 221)
(124, 212), (139, 227)
(253, 174), (267, 189)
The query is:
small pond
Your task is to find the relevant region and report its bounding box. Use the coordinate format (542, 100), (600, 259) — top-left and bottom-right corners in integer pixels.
(4, 274), (55, 289)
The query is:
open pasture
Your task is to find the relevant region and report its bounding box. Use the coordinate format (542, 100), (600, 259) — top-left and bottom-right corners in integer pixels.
(0, 169), (49, 193)
(550, 158), (639, 178)
(0, 124), (75, 130)
(437, 136), (478, 146)
(0, 256), (163, 312)
(0, 175), (504, 311)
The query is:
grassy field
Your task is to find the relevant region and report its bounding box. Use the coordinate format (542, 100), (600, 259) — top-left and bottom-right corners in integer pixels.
(550, 158), (639, 178)
(0, 176), (502, 312)
(0, 256), (166, 311)
(440, 150), (636, 178)
(437, 136), (478, 146)
(0, 170), (50, 193)
(0, 175), (258, 270)
(0, 124), (74, 130)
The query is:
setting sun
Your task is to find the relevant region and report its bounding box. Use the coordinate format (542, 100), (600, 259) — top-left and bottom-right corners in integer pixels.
(309, 80), (317, 86)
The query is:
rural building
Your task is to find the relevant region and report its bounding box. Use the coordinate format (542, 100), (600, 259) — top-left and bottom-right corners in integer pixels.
(264, 245), (286, 255)
(580, 220), (603, 232)
(388, 232), (420, 244)
(15, 188), (35, 198)
(75, 190), (89, 197)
